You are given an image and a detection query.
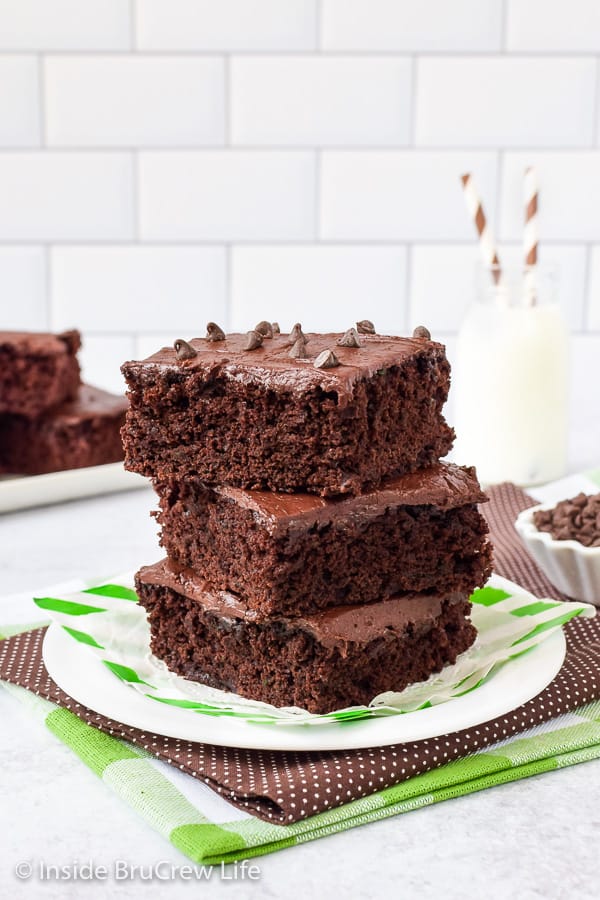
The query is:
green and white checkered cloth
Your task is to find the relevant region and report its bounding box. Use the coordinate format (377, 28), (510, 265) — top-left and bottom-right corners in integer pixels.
(1, 673), (600, 864)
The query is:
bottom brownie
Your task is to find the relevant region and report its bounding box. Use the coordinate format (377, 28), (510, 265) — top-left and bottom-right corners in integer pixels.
(0, 384), (127, 475)
(135, 559), (477, 714)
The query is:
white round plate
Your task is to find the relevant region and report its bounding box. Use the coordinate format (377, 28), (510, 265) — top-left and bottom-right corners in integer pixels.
(42, 574), (566, 751)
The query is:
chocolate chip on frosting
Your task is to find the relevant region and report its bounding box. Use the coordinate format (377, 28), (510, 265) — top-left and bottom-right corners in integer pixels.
(244, 330), (264, 351)
(272, 322), (281, 334)
(413, 325), (431, 341)
(337, 328), (361, 348)
(255, 321), (274, 339)
(173, 338), (197, 361)
(314, 349), (340, 369)
(288, 337), (309, 359)
(288, 322), (307, 345)
(206, 322), (226, 342)
(356, 320), (375, 335)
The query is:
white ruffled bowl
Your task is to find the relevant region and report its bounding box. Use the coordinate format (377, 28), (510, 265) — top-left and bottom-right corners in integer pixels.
(515, 504), (600, 606)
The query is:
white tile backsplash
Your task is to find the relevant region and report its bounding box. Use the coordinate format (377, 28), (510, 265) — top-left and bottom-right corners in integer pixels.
(500, 152), (600, 241)
(0, 0), (131, 51)
(0, 0), (597, 408)
(321, 151), (498, 239)
(321, 0), (503, 52)
(416, 57), (596, 147)
(584, 246), (600, 330)
(136, 0), (317, 51)
(0, 57), (40, 147)
(0, 248), (47, 329)
(506, 0), (600, 52)
(410, 244), (587, 333)
(139, 151), (316, 240)
(78, 334), (134, 396)
(134, 333), (186, 361)
(0, 154), (133, 241)
(231, 57), (411, 146)
(45, 57), (225, 147)
(51, 246), (226, 332)
(231, 245), (407, 333)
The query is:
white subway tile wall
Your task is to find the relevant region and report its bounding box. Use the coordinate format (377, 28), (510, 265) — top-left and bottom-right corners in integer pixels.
(0, 0), (598, 402)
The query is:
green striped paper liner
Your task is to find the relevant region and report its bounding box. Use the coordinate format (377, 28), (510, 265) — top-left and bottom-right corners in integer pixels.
(31, 575), (595, 726)
(1, 672), (600, 864)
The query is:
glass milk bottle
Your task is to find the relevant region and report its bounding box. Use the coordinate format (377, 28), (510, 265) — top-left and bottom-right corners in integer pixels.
(452, 264), (568, 486)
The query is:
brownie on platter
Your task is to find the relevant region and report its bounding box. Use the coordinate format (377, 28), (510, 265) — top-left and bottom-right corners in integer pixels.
(135, 559), (477, 715)
(154, 462), (493, 618)
(0, 385), (128, 475)
(0, 330), (81, 417)
(121, 323), (455, 497)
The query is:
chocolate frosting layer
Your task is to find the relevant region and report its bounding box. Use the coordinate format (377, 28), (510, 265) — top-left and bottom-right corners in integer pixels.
(137, 559), (468, 648)
(41, 384), (128, 424)
(122, 332), (447, 404)
(0, 330), (81, 357)
(210, 462), (487, 536)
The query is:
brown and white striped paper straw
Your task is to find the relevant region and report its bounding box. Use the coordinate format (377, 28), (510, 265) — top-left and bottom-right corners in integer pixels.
(460, 173), (502, 284)
(524, 166), (539, 267)
(524, 166), (538, 305)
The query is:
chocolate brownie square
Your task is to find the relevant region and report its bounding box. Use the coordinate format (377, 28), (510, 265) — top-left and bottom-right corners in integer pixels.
(121, 330), (455, 497)
(135, 559), (477, 714)
(154, 462), (492, 618)
(0, 384), (128, 475)
(0, 330), (81, 417)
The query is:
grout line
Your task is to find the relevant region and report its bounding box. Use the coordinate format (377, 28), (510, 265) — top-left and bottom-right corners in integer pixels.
(224, 55), (231, 146)
(0, 238), (598, 248)
(131, 151), (140, 241)
(409, 54), (418, 143)
(0, 49), (598, 58)
(37, 54), (47, 147)
(129, 0), (137, 51)
(0, 145), (597, 154)
(494, 149), (504, 239)
(315, 0), (322, 52)
(314, 150), (321, 239)
(591, 57), (600, 148)
(582, 244), (594, 330)
(45, 245), (53, 330)
(500, 0), (509, 53)
(404, 245), (412, 331)
(63, 324), (600, 339)
(225, 244), (233, 330)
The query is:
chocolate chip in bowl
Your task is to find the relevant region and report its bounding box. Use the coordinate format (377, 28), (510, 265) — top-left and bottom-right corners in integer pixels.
(515, 492), (600, 606)
(533, 493), (600, 548)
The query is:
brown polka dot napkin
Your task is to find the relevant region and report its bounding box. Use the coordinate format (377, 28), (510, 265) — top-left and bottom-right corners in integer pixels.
(1, 482), (599, 824)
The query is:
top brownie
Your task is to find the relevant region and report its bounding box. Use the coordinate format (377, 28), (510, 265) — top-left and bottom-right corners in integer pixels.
(0, 330), (81, 417)
(121, 326), (454, 496)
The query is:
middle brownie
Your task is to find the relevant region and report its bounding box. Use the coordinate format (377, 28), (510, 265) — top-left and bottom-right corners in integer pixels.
(154, 462), (493, 619)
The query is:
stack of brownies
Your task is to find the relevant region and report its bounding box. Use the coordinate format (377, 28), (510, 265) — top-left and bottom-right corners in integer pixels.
(122, 323), (492, 714)
(0, 330), (127, 475)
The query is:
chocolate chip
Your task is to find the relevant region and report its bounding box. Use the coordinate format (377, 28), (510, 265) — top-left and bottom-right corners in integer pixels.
(173, 338), (197, 361)
(356, 320), (375, 335)
(533, 492), (600, 547)
(244, 330), (264, 351)
(337, 328), (361, 348)
(413, 325), (431, 341)
(314, 349), (340, 369)
(288, 322), (307, 344)
(255, 321), (274, 339)
(272, 322), (281, 334)
(288, 337), (309, 359)
(206, 322), (226, 342)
